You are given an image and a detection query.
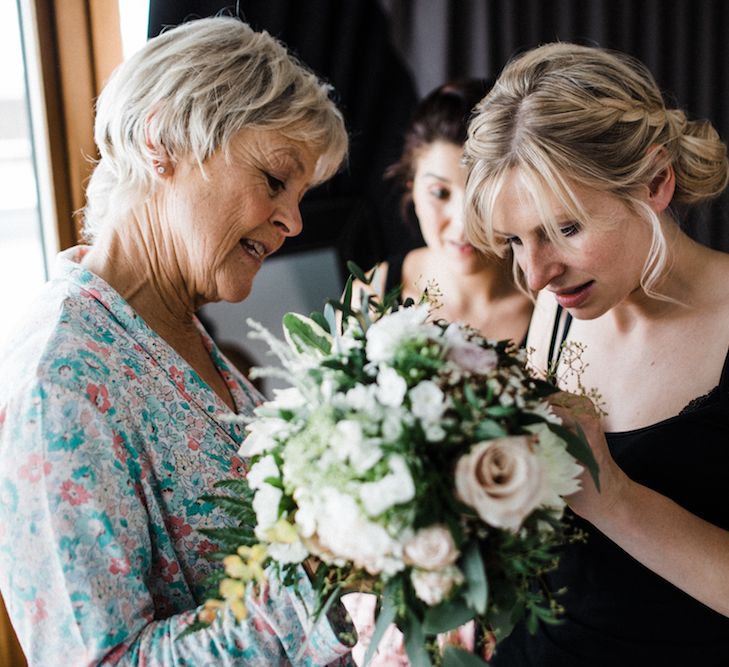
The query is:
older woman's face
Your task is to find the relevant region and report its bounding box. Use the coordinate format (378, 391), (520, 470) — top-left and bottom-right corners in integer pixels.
(160, 128), (319, 306)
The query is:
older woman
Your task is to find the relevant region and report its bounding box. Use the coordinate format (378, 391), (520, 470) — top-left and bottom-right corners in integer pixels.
(464, 43), (729, 665)
(0, 17), (351, 666)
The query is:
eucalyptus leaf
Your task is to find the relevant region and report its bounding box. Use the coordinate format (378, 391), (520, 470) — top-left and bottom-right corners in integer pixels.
(403, 612), (431, 667)
(422, 596), (475, 634)
(323, 302), (337, 336)
(347, 260), (369, 283)
(442, 646), (490, 667)
(363, 584), (399, 667)
(462, 542), (489, 615)
(473, 419), (507, 440)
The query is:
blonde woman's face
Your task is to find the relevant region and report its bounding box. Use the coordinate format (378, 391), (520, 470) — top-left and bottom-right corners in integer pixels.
(491, 169), (654, 320)
(412, 141), (490, 274)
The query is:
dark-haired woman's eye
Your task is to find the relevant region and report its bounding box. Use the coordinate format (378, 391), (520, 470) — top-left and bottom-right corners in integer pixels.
(430, 186), (450, 201)
(265, 172), (285, 193)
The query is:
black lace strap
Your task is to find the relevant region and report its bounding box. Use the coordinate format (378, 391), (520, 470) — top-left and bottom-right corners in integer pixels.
(720, 344), (729, 395)
(547, 304), (573, 369)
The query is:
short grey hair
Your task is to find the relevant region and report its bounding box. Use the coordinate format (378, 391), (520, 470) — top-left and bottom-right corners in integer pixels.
(83, 16), (348, 241)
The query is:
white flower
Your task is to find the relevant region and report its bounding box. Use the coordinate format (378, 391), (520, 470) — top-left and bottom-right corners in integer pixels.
(313, 488), (405, 575)
(365, 305), (435, 364)
(444, 324), (498, 374)
(359, 455), (416, 517)
(247, 455), (280, 490)
(381, 407), (405, 441)
(267, 540), (308, 564)
(376, 366), (408, 407)
(240, 418), (287, 457)
(409, 381), (447, 423)
(332, 420), (382, 473)
(333, 320), (363, 355)
(526, 401), (562, 425)
(404, 525), (459, 570)
(252, 484), (282, 539)
(343, 384), (379, 415)
(267, 387), (307, 410)
(526, 423), (583, 509)
(424, 422), (446, 442)
(455, 437), (545, 532)
(410, 566), (464, 606)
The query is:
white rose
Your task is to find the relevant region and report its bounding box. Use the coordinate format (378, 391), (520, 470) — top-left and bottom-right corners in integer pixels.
(240, 418), (286, 456)
(247, 455), (280, 490)
(410, 566), (464, 606)
(359, 455), (415, 516)
(376, 366), (408, 407)
(526, 423), (583, 509)
(252, 484), (282, 539)
(403, 525), (459, 570)
(365, 305), (435, 364)
(424, 422), (446, 442)
(455, 437), (545, 532)
(409, 381), (447, 423)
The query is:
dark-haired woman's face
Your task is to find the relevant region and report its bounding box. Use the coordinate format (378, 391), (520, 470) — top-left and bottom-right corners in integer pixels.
(412, 141), (490, 275)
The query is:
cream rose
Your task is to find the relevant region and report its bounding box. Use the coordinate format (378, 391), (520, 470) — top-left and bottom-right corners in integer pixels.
(403, 525), (459, 570)
(455, 436), (545, 532)
(410, 566), (464, 606)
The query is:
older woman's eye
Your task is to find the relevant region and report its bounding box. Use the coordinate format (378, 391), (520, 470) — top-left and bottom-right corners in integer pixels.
(265, 172), (286, 193)
(504, 236), (522, 247)
(560, 223), (581, 237)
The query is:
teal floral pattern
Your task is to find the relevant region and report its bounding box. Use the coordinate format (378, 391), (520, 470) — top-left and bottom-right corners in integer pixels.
(0, 247), (352, 666)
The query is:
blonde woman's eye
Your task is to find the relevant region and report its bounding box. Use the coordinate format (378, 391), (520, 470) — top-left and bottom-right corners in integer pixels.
(560, 223), (581, 237)
(505, 235), (522, 247)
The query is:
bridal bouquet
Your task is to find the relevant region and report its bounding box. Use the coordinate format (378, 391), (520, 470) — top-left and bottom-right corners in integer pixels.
(195, 265), (598, 666)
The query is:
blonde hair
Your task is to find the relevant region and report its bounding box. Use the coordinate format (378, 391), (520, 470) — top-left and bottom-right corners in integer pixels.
(464, 42), (729, 297)
(83, 16), (348, 241)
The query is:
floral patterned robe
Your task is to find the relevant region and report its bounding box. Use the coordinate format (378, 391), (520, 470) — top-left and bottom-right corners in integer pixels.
(0, 247), (352, 666)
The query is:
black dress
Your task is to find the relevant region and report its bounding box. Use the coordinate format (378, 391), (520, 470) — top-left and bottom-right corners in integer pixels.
(491, 306), (729, 666)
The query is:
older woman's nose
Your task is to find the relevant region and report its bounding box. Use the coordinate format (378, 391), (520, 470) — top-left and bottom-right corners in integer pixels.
(273, 201), (303, 237)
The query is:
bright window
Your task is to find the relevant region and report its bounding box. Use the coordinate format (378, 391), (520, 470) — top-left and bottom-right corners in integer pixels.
(0, 0), (47, 345)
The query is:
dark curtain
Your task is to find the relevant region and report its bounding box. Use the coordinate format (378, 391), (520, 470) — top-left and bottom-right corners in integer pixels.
(150, 0), (729, 262)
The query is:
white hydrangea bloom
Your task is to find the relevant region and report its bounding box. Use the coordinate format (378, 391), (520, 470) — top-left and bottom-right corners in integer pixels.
(376, 366), (408, 407)
(409, 380), (447, 423)
(240, 417), (287, 457)
(365, 304), (435, 364)
(332, 420), (382, 473)
(252, 484), (282, 540)
(267, 387), (307, 410)
(359, 455), (415, 516)
(267, 540), (308, 564)
(247, 455), (280, 490)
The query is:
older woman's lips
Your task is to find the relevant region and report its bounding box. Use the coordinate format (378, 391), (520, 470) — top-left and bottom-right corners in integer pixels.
(239, 239), (266, 264)
(448, 241), (475, 256)
(553, 281), (594, 309)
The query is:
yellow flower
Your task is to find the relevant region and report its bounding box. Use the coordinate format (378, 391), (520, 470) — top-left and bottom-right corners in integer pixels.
(230, 598), (249, 621)
(219, 577), (246, 602)
(198, 599), (223, 625)
(223, 554), (249, 579)
(266, 518), (299, 544)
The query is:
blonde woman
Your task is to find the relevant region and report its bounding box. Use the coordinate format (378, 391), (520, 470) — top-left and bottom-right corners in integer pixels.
(464, 43), (729, 665)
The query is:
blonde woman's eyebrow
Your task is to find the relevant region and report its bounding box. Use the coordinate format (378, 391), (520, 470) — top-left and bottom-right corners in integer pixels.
(423, 172), (452, 182)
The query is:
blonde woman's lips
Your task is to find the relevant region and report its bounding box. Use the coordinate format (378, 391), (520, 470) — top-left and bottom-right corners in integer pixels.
(553, 281), (594, 309)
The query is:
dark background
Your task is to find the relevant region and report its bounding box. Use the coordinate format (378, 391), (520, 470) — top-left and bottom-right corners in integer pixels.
(149, 0), (729, 278)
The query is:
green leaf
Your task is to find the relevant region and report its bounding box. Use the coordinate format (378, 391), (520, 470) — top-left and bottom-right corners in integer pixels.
(175, 619), (213, 640)
(462, 542), (489, 615)
(442, 646), (490, 667)
(485, 405), (516, 418)
(309, 310), (331, 333)
(282, 312), (332, 355)
(422, 596), (475, 634)
(546, 422), (600, 491)
(402, 612), (431, 667)
(363, 581), (399, 667)
(323, 302), (337, 336)
(473, 419), (507, 440)
(347, 260), (369, 284)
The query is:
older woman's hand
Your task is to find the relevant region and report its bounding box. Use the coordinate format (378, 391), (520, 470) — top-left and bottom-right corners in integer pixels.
(548, 391), (630, 523)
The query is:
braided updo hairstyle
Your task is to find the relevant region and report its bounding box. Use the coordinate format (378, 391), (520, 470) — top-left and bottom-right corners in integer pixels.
(464, 42), (729, 297)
